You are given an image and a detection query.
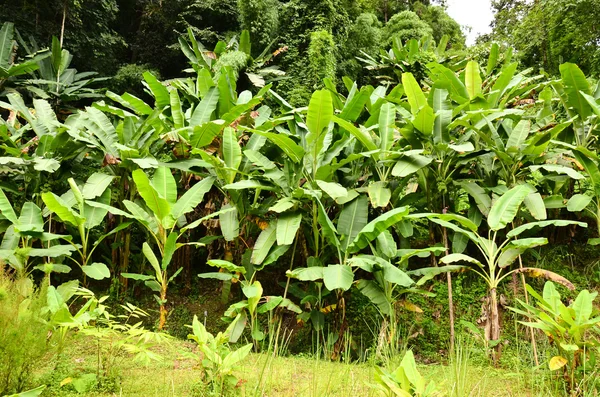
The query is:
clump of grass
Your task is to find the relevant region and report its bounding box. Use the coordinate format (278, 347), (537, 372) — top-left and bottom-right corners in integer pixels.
(0, 270), (51, 395)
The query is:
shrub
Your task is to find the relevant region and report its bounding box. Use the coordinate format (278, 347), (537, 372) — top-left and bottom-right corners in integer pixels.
(382, 11), (433, 46)
(110, 63), (161, 98)
(0, 270), (52, 395)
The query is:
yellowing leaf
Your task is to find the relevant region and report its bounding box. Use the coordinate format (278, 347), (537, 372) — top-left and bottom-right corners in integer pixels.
(399, 300), (423, 313)
(60, 377), (73, 386)
(548, 356), (567, 371)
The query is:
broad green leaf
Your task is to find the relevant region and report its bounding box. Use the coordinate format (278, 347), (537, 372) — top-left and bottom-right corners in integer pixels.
(217, 71), (235, 116)
(241, 127), (304, 163)
(162, 232), (178, 269)
(121, 273), (155, 281)
(0, 22), (15, 69)
(171, 177), (215, 219)
(6, 385), (47, 397)
(198, 272), (237, 281)
(42, 192), (84, 227)
(16, 202), (43, 233)
(287, 266), (324, 281)
(573, 150), (600, 198)
(413, 105), (434, 135)
(27, 245), (77, 257)
(142, 242), (163, 283)
(81, 173), (114, 200)
(458, 182), (491, 216)
(339, 89), (369, 122)
(486, 43), (499, 75)
(488, 184), (532, 231)
(507, 220), (587, 238)
(560, 63), (591, 119)
(84, 188), (111, 228)
(170, 89), (185, 129)
(190, 87), (219, 126)
(269, 197), (296, 213)
(567, 194), (592, 212)
(223, 127), (242, 183)
(506, 120), (530, 150)
(349, 206), (410, 253)
(239, 30), (251, 55)
(207, 259), (245, 274)
(376, 230), (397, 258)
(190, 122), (220, 148)
(530, 164), (584, 180)
(524, 192), (547, 220)
(276, 212), (302, 245)
(81, 262), (110, 280)
(440, 253), (483, 268)
(0, 188), (17, 224)
(323, 264), (354, 291)
(316, 180), (348, 201)
(378, 102), (396, 152)
(223, 180), (275, 190)
(132, 169), (171, 222)
(391, 154), (432, 177)
(401, 351), (424, 391)
(332, 116), (378, 152)
(243, 280), (263, 315)
(367, 181), (391, 208)
(465, 61), (482, 99)
(402, 73), (427, 114)
(306, 89), (333, 139)
(251, 222), (277, 264)
(382, 263), (413, 287)
(498, 238), (548, 268)
(143, 72), (170, 108)
(572, 290), (593, 324)
(339, 195), (369, 252)
(152, 167), (177, 204)
(222, 344), (253, 370)
(356, 279), (392, 315)
(219, 203), (239, 241)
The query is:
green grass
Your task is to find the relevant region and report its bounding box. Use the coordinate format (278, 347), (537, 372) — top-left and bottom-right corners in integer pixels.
(33, 335), (549, 396)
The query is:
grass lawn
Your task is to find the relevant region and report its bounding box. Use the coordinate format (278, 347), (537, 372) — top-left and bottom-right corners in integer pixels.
(35, 335), (548, 396)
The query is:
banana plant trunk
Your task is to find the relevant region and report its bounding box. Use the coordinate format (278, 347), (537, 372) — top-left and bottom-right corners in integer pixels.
(158, 282), (168, 330)
(489, 287), (501, 366)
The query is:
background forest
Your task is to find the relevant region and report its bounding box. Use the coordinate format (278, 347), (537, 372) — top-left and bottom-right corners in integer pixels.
(3, 1), (600, 396)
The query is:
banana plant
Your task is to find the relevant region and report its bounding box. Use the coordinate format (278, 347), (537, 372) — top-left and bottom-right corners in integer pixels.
(510, 281), (600, 392)
(352, 231), (461, 350)
(288, 196), (414, 319)
(0, 188), (75, 277)
(408, 184), (586, 364)
(200, 259), (301, 347)
(0, 93), (87, 200)
(0, 22), (50, 93)
(563, 146), (600, 241)
(552, 62), (598, 148)
(17, 36), (106, 111)
(88, 167), (228, 329)
(41, 173), (128, 282)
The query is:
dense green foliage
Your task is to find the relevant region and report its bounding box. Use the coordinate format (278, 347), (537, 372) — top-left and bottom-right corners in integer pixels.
(489, 0), (600, 75)
(3, 2), (600, 396)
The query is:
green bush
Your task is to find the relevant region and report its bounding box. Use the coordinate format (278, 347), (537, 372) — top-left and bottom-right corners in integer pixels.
(0, 270), (52, 395)
(110, 63), (161, 98)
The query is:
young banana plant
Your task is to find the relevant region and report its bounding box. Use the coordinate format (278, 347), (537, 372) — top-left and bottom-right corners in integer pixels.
(200, 259), (302, 348)
(89, 167), (228, 329)
(408, 184), (586, 364)
(41, 173), (129, 282)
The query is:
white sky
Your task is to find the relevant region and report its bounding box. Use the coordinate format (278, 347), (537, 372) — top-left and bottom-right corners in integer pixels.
(445, 0), (494, 46)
